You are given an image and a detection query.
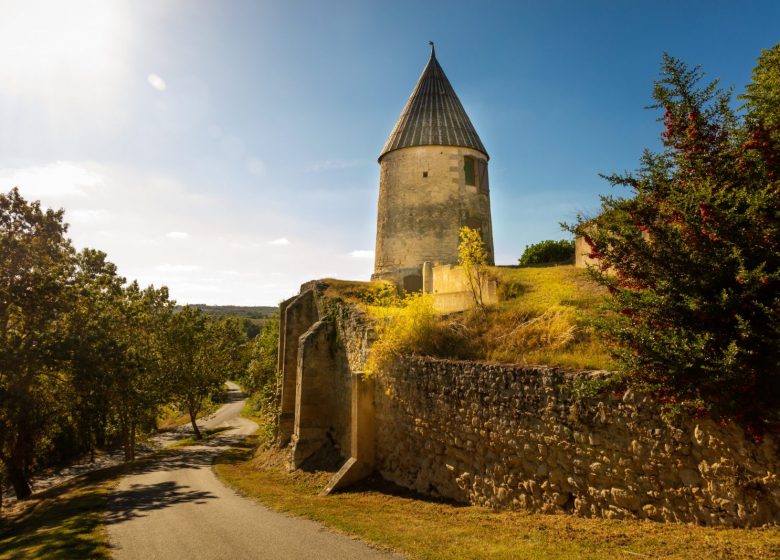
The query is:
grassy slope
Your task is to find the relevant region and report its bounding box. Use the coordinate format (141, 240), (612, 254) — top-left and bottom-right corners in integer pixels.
(322, 266), (614, 370)
(215, 434), (780, 560)
(486, 265), (613, 369)
(0, 463), (128, 559)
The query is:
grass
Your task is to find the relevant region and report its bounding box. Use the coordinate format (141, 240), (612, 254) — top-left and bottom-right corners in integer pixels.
(0, 452), (168, 560)
(339, 265), (615, 372)
(480, 265), (613, 369)
(214, 431), (780, 560)
(0, 470), (113, 559)
(157, 392), (226, 431)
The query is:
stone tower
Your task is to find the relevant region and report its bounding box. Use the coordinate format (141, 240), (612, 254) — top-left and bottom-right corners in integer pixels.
(372, 45), (494, 291)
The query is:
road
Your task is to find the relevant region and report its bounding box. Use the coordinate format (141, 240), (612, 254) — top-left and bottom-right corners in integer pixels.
(106, 382), (399, 560)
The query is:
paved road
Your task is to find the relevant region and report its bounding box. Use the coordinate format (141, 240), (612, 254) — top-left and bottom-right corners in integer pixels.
(106, 382), (399, 560)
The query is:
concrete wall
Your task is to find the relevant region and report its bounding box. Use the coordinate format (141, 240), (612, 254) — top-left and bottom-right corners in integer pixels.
(427, 263), (498, 313)
(373, 145), (494, 287)
(373, 356), (780, 527)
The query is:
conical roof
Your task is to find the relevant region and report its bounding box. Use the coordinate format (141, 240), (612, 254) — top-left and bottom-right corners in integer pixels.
(379, 45), (488, 161)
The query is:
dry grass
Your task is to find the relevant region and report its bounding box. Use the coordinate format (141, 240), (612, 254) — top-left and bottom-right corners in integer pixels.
(471, 265), (614, 369)
(215, 432), (780, 560)
(357, 265), (615, 371)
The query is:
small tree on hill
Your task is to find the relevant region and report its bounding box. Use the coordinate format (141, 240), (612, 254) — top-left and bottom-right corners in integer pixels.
(458, 226), (489, 311)
(519, 239), (575, 266)
(568, 48), (780, 432)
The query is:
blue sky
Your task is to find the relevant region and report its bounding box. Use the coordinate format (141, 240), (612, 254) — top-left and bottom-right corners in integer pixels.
(1, 0), (778, 305)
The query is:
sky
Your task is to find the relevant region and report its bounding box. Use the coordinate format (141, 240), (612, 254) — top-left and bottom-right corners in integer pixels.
(1, 0), (778, 305)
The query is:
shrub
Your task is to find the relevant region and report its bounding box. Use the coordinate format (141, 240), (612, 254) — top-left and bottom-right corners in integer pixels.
(518, 239), (574, 266)
(568, 50), (780, 432)
(365, 293), (465, 374)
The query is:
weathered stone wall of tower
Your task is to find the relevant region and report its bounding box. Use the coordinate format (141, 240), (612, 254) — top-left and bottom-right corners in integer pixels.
(373, 145), (494, 289)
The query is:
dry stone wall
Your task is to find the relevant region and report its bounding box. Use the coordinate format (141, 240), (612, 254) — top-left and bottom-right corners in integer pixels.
(281, 286), (779, 527)
(372, 356), (779, 527)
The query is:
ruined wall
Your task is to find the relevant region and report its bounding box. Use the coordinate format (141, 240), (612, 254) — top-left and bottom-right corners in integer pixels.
(373, 145), (494, 288)
(373, 356), (780, 527)
(281, 286), (779, 527)
(427, 263), (498, 313)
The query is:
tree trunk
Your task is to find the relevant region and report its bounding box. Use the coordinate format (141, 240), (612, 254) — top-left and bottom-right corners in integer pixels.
(5, 459), (32, 500)
(189, 408), (202, 440)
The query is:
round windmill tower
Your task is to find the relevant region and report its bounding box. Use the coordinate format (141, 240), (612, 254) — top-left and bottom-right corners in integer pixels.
(372, 43), (494, 291)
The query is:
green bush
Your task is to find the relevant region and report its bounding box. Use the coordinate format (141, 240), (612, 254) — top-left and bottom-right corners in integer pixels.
(568, 49), (780, 432)
(518, 239), (574, 266)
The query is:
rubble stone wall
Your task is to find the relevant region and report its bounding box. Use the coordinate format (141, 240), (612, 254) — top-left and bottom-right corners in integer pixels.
(372, 355), (780, 527)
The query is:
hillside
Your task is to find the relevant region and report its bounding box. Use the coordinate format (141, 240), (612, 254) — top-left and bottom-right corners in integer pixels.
(180, 305), (277, 320)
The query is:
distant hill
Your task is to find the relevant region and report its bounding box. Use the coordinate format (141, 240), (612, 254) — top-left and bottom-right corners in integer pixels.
(181, 305), (278, 320)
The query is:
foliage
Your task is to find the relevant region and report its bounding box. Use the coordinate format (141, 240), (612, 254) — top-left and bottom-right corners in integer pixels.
(567, 49), (780, 430)
(236, 312), (281, 423)
(458, 226), (489, 311)
(366, 292), (458, 375)
(0, 188), (75, 499)
(164, 307), (245, 439)
(518, 239), (575, 266)
(0, 187), (246, 499)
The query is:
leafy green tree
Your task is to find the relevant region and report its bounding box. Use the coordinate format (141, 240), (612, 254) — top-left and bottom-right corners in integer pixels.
(518, 239), (575, 266)
(66, 249), (126, 462)
(569, 49), (780, 431)
(241, 313), (280, 416)
(458, 226), (489, 311)
(112, 282), (173, 460)
(164, 309), (245, 439)
(0, 188), (75, 499)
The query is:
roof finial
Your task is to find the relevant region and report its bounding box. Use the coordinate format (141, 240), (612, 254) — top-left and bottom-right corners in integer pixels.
(429, 41), (435, 58)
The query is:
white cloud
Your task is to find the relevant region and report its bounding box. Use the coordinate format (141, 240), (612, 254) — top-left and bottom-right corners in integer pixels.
(147, 73), (167, 92)
(349, 249), (374, 259)
(0, 161), (375, 305)
(0, 161), (103, 200)
(305, 159), (361, 172)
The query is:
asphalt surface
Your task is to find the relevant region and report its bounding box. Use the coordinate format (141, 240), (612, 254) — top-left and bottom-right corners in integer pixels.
(106, 382), (399, 560)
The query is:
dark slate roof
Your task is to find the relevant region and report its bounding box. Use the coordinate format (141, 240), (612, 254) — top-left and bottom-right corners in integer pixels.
(379, 46), (488, 161)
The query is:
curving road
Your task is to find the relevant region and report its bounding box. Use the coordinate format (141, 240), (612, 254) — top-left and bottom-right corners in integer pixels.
(106, 382), (399, 560)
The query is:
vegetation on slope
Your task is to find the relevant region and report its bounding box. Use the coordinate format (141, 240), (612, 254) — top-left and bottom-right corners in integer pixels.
(324, 264), (613, 372)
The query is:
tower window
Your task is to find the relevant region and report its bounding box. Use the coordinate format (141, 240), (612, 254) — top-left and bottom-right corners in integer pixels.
(422, 171), (428, 178)
(464, 156), (476, 186)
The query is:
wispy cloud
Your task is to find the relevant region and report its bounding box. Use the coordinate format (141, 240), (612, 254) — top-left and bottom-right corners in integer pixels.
(166, 231), (190, 239)
(0, 161), (102, 199)
(268, 237), (290, 246)
(304, 159), (362, 172)
(349, 249), (374, 259)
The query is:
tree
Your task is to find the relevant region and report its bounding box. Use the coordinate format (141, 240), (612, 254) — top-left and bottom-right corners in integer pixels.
(165, 309), (245, 439)
(518, 239), (574, 266)
(0, 188), (75, 499)
(112, 282), (173, 460)
(458, 226), (489, 311)
(66, 249), (126, 462)
(569, 49), (780, 431)
(240, 313), (280, 415)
